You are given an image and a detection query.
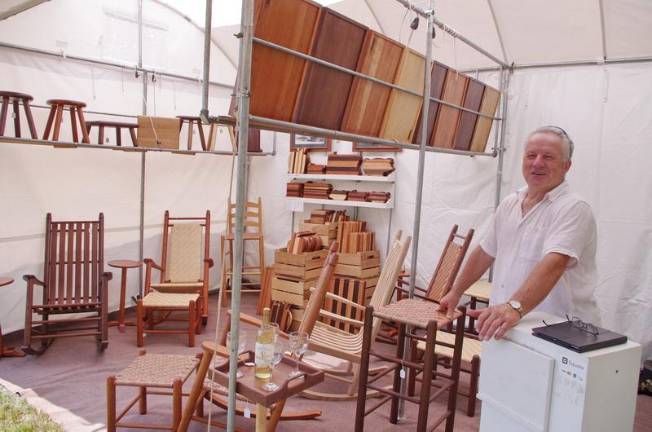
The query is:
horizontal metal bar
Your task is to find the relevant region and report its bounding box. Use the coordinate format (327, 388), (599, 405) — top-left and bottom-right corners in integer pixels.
(461, 55), (652, 73)
(0, 41), (234, 90)
(0, 137), (271, 156)
(241, 115), (497, 157)
(254, 37), (501, 121)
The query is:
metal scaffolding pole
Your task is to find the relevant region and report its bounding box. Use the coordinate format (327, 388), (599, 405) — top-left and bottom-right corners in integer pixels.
(201, 0), (213, 122)
(138, 0), (146, 296)
(226, 0), (253, 430)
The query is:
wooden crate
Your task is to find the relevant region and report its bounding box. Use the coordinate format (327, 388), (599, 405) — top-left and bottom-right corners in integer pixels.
(274, 263), (323, 280)
(338, 250), (380, 268)
(299, 222), (338, 238)
(335, 264), (380, 279)
(271, 289), (308, 307)
(274, 247), (327, 269)
(271, 276), (316, 296)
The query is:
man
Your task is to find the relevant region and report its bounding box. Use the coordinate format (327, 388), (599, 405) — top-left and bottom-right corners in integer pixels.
(438, 126), (600, 340)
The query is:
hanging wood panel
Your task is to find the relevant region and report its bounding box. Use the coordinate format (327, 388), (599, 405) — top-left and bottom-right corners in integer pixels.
(469, 86), (501, 153)
(293, 8), (367, 130)
(453, 79), (485, 151)
(248, 0), (321, 122)
(379, 48), (425, 143)
(413, 60), (448, 144)
(341, 30), (403, 137)
(431, 70), (468, 149)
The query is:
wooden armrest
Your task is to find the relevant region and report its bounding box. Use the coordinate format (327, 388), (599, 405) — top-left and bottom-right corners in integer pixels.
(312, 288), (366, 311)
(22, 275), (44, 286)
(143, 258), (163, 271)
(319, 310), (364, 327)
(205, 258), (214, 268)
(102, 271), (113, 281)
(226, 310), (290, 340)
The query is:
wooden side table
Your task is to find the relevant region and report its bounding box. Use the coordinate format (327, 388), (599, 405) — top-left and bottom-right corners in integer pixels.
(0, 277), (25, 358)
(108, 259), (141, 332)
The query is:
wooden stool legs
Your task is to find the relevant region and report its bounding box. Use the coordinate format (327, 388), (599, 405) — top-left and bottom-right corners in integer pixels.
(0, 93), (38, 139)
(42, 100), (90, 143)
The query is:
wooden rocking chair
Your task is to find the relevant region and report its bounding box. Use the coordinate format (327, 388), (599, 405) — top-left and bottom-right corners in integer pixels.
(23, 213), (112, 355)
(136, 211), (213, 347)
(301, 232), (412, 401)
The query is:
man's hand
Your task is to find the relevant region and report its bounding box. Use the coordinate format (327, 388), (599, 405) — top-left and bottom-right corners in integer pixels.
(437, 291), (461, 319)
(468, 304), (520, 341)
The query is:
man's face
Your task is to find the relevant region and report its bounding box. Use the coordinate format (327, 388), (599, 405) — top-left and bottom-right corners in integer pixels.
(522, 132), (571, 194)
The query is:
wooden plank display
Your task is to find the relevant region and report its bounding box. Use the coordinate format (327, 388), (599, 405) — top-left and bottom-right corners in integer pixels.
(293, 8), (367, 130)
(136, 116), (180, 149)
(341, 30), (403, 137)
(248, 0), (321, 121)
(453, 79), (486, 151)
(413, 60), (448, 144)
(469, 86), (501, 153)
(379, 48), (426, 143)
(431, 70), (469, 149)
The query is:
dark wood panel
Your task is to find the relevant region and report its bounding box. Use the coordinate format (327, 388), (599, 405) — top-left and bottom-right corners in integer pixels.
(379, 48), (425, 143)
(453, 79), (485, 151)
(341, 30), (403, 137)
(413, 60), (448, 144)
(293, 8), (367, 130)
(431, 70), (468, 149)
(470, 86), (501, 153)
(248, 0), (321, 121)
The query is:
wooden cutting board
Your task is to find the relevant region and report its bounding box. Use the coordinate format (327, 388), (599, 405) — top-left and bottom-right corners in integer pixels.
(341, 30), (403, 137)
(379, 48), (425, 143)
(413, 60), (448, 145)
(136, 116), (180, 149)
(469, 86), (501, 153)
(453, 78), (485, 151)
(248, 0), (321, 121)
(293, 8), (367, 130)
(431, 70), (468, 149)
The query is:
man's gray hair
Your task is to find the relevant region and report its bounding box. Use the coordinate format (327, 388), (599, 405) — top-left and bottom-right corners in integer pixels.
(529, 126), (574, 161)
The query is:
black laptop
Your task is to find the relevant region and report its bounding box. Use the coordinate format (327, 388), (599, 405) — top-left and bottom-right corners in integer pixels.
(532, 321), (627, 353)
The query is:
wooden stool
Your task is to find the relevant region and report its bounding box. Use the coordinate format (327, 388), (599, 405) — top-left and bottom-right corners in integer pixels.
(87, 120), (138, 147)
(106, 351), (198, 431)
(42, 99), (90, 143)
(177, 116), (215, 151)
(0, 91), (38, 139)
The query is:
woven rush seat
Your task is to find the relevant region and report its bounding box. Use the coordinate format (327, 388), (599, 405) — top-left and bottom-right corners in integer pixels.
(117, 353), (198, 387)
(142, 291), (199, 308)
(417, 331), (482, 362)
(150, 282), (204, 292)
(374, 298), (461, 329)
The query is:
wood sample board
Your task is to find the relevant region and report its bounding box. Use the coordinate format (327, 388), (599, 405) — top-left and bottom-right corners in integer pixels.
(431, 70), (468, 149)
(136, 116), (180, 149)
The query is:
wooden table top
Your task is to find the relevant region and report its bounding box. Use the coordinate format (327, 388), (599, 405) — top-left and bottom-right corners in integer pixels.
(0, 277), (15, 287)
(108, 259), (141, 269)
(465, 280), (492, 302)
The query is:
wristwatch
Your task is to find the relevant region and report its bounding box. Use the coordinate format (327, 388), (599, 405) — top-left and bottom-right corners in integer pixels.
(507, 300), (523, 318)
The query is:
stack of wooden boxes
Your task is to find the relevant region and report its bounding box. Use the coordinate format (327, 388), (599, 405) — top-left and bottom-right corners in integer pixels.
(334, 220), (381, 302)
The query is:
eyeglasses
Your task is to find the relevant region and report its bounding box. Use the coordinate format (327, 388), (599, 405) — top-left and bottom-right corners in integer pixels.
(542, 315), (600, 336)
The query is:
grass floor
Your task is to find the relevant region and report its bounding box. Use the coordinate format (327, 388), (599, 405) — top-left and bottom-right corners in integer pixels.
(0, 385), (63, 432)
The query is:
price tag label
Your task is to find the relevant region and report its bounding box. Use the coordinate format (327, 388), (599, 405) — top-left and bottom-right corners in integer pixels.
(244, 406), (251, 418)
(400, 368), (406, 380)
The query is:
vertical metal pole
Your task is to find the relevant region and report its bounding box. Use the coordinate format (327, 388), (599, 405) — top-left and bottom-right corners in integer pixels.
(200, 0), (213, 122)
(138, 0), (146, 295)
(227, 0), (254, 431)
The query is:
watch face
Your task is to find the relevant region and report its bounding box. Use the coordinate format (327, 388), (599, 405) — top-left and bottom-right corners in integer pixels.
(509, 300), (522, 309)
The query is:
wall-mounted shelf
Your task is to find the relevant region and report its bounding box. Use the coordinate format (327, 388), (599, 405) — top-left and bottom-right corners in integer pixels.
(286, 196), (393, 211)
(287, 173), (395, 183)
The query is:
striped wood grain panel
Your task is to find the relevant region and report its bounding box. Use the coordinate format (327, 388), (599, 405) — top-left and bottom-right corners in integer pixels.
(341, 30), (403, 137)
(453, 79), (485, 151)
(323, 278), (366, 333)
(249, 0), (321, 121)
(431, 70), (468, 149)
(469, 86), (501, 153)
(379, 48), (426, 143)
(293, 8), (367, 130)
(413, 61), (448, 144)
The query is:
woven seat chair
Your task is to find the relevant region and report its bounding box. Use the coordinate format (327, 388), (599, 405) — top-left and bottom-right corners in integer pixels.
(136, 211), (213, 347)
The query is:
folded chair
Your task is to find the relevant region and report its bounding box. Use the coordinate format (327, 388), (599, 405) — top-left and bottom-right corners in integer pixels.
(136, 211), (213, 347)
(23, 213), (112, 354)
(302, 232), (411, 400)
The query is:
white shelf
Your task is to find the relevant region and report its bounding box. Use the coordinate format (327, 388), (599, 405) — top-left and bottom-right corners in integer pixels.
(287, 172), (395, 183)
(286, 197), (393, 210)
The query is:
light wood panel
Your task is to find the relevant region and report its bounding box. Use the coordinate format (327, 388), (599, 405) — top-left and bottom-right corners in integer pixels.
(341, 30), (403, 137)
(379, 48), (425, 143)
(413, 60), (448, 144)
(469, 86), (501, 153)
(137, 116), (180, 149)
(293, 8), (367, 130)
(431, 70), (468, 149)
(453, 79), (485, 151)
(248, 0), (321, 121)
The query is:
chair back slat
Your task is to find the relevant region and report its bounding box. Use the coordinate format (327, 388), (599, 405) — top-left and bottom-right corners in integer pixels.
(323, 278), (366, 333)
(226, 197), (263, 235)
(425, 225), (474, 302)
(299, 242), (338, 336)
(167, 223), (203, 282)
(42, 215), (104, 305)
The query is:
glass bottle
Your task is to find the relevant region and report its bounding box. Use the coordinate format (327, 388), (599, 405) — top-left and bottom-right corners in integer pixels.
(255, 307), (274, 379)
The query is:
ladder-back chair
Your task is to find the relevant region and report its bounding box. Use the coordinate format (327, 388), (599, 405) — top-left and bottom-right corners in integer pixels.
(23, 213), (112, 354)
(137, 211), (213, 347)
(220, 197), (265, 300)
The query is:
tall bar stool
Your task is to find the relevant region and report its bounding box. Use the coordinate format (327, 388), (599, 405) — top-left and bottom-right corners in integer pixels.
(0, 91), (38, 139)
(86, 120), (138, 147)
(177, 116), (215, 151)
(42, 99), (90, 143)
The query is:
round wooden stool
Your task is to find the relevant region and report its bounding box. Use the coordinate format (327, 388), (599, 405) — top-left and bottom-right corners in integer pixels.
(86, 120), (138, 147)
(177, 116), (215, 151)
(42, 99), (90, 143)
(0, 91), (38, 139)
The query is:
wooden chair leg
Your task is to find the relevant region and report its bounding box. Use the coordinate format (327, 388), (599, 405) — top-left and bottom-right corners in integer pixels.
(70, 105), (78, 142)
(52, 104), (63, 141)
(136, 300), (145, 347)
(172, 378), (182, 429)
(116, 127), (122, 147)
(189, 300), (196, 347)
(23, 100), (38, 139)
(129, 126), (137, 146)
(77, 107), (90, 144)
(106, 376), (117, 432)
(12, 98), (20, 138)
(0, 96), (9, 136)
(196, 301), (202, 335)
(99, 125), (105, 145)
(197, 120), (207, 151)
(468, 355), (480, 417)
(139, 386), (147, 414)
(42, 105), (56, 140)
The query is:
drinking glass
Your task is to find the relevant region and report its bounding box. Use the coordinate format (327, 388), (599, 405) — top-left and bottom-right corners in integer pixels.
(227, 331), (248, 378)
(288, 331), (308, 378)
(262, 339), (285, 392)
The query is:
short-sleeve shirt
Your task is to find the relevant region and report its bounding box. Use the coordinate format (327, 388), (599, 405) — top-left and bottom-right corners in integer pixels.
(480, 181), (600, 324)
